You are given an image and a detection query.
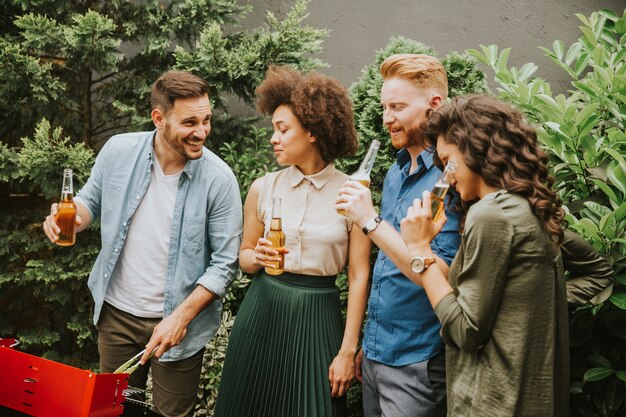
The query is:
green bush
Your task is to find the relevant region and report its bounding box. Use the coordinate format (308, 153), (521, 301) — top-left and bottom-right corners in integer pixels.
(468, 8), (626, 416)
(0, 120), (100, 367)
(0, 0), (327, 150)
(338, 37), (490, 417)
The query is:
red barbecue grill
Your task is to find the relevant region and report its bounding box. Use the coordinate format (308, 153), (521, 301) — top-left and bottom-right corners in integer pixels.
(0, 338), (161, 417)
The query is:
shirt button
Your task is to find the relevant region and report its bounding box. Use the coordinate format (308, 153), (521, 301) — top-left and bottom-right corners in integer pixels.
(122, 222), (127, 227)
(114, 248), (119, 253)
(104, 273), (108, 278)
(136, 195), (141, 200)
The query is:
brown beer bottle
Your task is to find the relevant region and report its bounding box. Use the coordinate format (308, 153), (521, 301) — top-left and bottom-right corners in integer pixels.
(337, 139), (381, 216)
(56, 168), (77, 246)
(431, 161), (456, 222)
(265, 197), (285, 275)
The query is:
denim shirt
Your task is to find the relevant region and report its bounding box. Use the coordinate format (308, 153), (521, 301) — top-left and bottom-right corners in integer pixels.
(76, 131), (242, 361)
(363, 146), (461, 366)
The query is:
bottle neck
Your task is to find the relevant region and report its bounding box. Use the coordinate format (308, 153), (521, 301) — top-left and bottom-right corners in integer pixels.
(356, 143), (380, 176)
(61, 191), (74, 202)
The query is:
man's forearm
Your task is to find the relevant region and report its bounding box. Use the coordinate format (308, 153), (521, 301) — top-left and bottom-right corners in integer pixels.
(172, 285), (218, 326)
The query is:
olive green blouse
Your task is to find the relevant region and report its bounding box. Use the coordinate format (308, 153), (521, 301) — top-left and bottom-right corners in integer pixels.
(434, 190), (613, 417)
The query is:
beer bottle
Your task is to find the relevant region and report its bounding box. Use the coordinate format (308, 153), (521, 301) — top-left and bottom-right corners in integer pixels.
(265, 197), (285, 275)
(337, 139), (381, 216)
(56, 168), (77, 246)
(431, 161), (457, 222)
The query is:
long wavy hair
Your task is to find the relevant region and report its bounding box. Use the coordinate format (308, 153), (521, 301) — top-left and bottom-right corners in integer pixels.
(425, 94), (564, 244)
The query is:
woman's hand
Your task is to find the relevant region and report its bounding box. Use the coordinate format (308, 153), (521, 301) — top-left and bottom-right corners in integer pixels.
(335, 180), (378, 229)
(252, 237), (289, 268)
(400, 190), (447, 254)
(328, 350), (355, 398)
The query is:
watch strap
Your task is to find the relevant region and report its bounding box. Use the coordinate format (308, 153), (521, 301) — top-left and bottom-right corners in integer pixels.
(424, 257), (437, 268)
(362, 215), (382, 235)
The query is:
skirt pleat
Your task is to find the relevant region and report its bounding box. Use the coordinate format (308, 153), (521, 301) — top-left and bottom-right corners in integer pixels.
(214, 270), (346, 417)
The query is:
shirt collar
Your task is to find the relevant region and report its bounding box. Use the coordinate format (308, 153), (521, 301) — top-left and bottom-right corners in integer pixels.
(396, 146), (436, 171)
(147, 130), (200, 180)
(288, 164), (337, 189)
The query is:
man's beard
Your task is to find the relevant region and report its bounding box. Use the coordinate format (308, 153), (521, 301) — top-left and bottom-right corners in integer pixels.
(163, 129), (205, 161)
(391, 123), (426, 150)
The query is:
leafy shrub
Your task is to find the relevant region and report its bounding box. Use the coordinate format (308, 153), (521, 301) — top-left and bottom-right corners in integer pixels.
(0, 120), (100, 366)
(0, 0), (327, 150)
(468, 8), (626, 416)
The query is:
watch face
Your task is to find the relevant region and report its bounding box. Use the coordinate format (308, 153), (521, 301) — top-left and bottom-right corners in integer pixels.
(366, 218), (377, 230)
(411, 257), (425, 273)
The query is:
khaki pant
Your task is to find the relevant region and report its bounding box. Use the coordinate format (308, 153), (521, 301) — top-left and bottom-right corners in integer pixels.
(96, 302), (204, 417)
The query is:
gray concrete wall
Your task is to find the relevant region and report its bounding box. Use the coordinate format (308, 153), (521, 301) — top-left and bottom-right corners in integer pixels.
(240, 0), (624, 95)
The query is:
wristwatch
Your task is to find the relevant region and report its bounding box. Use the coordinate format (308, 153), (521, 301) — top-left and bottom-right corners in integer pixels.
(410, 256), (437, 273)
(362, 215), (382, 235)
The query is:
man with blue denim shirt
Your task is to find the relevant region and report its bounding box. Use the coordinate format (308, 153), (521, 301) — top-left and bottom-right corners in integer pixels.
(43, 71), (242, 417)
(336, 55), (461, 417)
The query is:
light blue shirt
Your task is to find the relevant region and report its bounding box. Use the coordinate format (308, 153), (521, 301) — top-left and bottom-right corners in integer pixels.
(76, 131), (242, 361)
(363, 147), (461, 366)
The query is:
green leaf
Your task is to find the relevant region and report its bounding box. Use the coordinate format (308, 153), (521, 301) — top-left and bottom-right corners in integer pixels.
(574, 53), (592, 76)
(617, 371), (626, 382)
(584, 367), (614, 381)
(599, 9), (618, 20)
(496, 48), (511, 71)
(610, 292), (626, 310)
(580, 26), (598, 47)
(467, 48), (490, 66)
(607, 161), (626, 194)
(488, 45), (498, 66)
(591, 179), (619, 204)
(605, 148), (626, 167)
(553, 40), (565, 60)
(565, 42), (584, 66)
(616, 274), (626, 286)
(588, 354), (613, 369)
(518, 62), (538, 81)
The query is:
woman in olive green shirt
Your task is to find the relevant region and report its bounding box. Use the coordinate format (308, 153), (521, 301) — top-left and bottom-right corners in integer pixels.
(399, 95), (613, 417)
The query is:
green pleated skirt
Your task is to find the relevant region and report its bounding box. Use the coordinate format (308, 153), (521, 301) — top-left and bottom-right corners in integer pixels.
(214, 270), (346, 417)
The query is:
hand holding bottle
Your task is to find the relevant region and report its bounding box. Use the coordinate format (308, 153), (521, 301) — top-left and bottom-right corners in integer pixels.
(335, 180), (379, 229)
(337, 140), (380, 216)
(43, 168), (81, 246)
(253, 237), (289, 269)
(43, 202), (83, 245)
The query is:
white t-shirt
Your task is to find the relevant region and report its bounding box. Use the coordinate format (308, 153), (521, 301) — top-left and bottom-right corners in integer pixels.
(104, 154), (181, 318)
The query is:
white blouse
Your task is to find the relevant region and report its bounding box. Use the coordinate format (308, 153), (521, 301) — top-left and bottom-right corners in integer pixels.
(257, 164), (352, 276)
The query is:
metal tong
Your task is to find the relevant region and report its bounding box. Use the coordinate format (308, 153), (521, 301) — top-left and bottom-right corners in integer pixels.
(113, 347), (157, 375)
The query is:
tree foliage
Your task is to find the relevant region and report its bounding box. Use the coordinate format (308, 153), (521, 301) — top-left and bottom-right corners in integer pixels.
(0, 0), (327, 150)
(468, 8), (626, 416)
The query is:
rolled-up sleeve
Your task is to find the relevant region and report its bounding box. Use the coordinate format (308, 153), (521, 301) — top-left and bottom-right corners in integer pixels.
(562, 229), (614, 306)
(196, 175), (242, 298)
(434, 213), (513, 352)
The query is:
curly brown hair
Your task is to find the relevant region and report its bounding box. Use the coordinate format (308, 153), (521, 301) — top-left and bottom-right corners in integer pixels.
(256, 65), (358, 163)
(425, 94), (564, 244)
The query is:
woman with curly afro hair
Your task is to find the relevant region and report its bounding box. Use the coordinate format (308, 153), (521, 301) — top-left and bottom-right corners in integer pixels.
(214, 65), (371, 417)
(399, 94), (612, 417)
